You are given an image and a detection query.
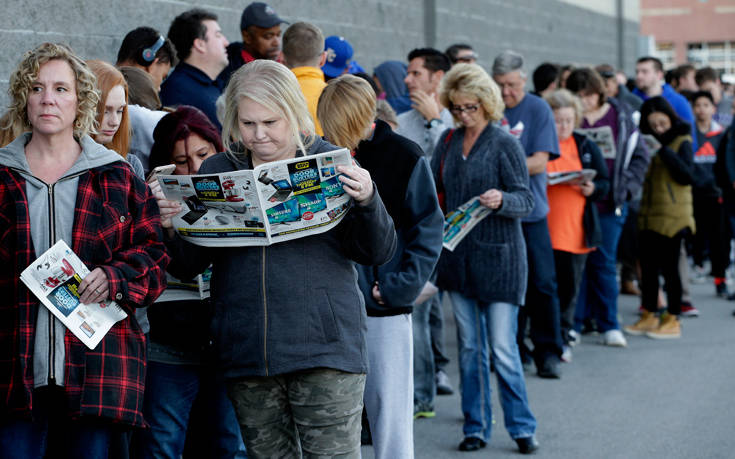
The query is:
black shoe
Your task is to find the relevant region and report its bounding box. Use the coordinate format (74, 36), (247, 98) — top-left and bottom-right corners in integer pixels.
(716, 282), (729, 298)
(458, 437), (486, 451)
(515, 435), (539, 454)
(536, 356), (561, 379)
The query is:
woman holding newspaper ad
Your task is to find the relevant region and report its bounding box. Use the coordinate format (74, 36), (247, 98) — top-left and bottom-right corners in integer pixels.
(430, 63), (539, 454)
(142, 106), (246, 459)
(0, 43), (168, 458)
(544, 89), (610, 363)
(156, 60), (396, 458)
(564, 68), (650, 347)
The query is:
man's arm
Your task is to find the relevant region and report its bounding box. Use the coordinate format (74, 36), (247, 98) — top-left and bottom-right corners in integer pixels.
(526, 151), (550, 176)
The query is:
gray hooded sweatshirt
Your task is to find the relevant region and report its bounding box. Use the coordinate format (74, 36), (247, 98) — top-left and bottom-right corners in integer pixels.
(0, 133), (121, 387)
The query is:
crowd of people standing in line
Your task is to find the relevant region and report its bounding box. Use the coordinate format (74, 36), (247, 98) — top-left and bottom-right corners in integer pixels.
(2, 2), (735, 458)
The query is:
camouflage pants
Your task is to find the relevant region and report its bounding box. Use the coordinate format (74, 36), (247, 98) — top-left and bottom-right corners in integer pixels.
(226, 368), (365, 458)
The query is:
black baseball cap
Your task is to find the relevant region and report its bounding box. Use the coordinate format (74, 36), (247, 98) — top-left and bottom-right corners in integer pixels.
(240, 2), (287, 30)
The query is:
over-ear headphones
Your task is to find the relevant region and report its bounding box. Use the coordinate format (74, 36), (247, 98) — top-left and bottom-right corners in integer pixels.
(141, 36), (165, 63)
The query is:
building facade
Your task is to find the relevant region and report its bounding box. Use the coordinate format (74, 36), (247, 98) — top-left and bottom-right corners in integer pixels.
(641, 0), (735, 77)
(0, 0), (640, 109)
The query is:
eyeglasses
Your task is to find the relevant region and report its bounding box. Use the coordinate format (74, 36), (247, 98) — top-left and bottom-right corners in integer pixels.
(450, 103), (481, 114)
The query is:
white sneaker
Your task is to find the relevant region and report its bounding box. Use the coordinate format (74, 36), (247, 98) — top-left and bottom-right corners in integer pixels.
(567, 329), (581, 347)
(602, 329), (627, 347)
(561, 345), (573, 363)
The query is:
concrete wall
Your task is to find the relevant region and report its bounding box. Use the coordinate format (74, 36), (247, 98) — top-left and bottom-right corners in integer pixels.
(0, 0), (640, 109)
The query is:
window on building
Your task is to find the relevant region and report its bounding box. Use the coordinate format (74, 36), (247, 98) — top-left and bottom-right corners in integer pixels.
(655, 42), (676, 70)
(687, 41), (735, 76)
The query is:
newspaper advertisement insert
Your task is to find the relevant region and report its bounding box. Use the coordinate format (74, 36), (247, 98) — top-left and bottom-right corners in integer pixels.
(443, 196), (492, 252)
(20, 240), (128, 350)
(158, 149), (354, 247)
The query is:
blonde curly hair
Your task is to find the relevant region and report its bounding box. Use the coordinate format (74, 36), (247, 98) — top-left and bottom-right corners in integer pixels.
(4, 42), (99, 139)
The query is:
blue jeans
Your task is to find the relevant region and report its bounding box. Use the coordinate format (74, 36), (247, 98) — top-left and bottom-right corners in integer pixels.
(448, 292), (536, 441)
(574, 206), (627, 333)
(518, 218), (563, 361)
(412, 295), (436, 409)
(0, 387), (119, 459)
(141, 361), (246, 459)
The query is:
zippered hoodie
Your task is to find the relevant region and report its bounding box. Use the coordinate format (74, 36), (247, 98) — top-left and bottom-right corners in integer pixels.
(0, 133), (121, 387)
(165, 137), (397, 378)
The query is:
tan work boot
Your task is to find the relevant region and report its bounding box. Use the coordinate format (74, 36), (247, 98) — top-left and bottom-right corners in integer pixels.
(624, 311), (659, 336)
(646, 313), (681, 339)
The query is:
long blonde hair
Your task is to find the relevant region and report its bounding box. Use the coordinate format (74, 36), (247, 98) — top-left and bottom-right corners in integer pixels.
(317, 74), (377, 151)
(221, 60), (315, 161)
(5, 42), (99, 139)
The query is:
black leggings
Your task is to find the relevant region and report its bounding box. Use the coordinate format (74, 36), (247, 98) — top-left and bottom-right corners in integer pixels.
(639, 230), (686, 315)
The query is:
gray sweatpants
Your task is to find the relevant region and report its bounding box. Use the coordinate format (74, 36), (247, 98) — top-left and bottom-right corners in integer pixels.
(363, 314), (414, 459)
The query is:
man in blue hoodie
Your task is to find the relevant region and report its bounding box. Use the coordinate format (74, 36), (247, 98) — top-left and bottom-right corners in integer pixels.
(633, 56), (698, 151)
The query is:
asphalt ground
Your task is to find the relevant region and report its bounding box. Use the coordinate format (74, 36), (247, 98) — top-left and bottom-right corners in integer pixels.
(362, 278), (735, 459)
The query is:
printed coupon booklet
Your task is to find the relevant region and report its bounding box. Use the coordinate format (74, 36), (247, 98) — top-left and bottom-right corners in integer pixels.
(20, 240), (128, 350)
(158, 149), (354, 247)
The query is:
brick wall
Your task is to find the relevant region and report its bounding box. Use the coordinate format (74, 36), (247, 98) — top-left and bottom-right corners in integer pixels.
(0, 0), (639, 109)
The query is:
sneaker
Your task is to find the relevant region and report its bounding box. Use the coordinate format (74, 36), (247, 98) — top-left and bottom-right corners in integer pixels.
(536, 355), (561, 379)
(435, 370), (454, 395)
(680, 302), (699, 317)
(601, 329), (627, 347)
(691, 265), (708, 284)
(716, 281), (729, 298)
(413, 403), (435, 419)
(624, 311), (660, 335)
(560, 345), (573, 363)
(567, 329), (581, 347)
(646, 313), (681, 339)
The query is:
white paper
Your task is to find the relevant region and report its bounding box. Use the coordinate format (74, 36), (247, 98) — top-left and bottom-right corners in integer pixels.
(576, 126), (617, 159)
(442, 196), (492, 252)
(158, 149), (354, 247)
(20, 240), (127, 350)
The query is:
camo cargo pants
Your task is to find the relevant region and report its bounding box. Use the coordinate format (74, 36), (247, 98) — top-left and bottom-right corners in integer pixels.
(226, 368), (365, 458)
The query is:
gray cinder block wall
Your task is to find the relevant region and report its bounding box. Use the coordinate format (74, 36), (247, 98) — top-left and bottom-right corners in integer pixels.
(0, 0), (639, 109)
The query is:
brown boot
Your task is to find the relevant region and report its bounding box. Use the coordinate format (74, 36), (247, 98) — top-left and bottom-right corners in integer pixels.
(621, 280), (641, 295)
(646, 313), (681, 339)
(624, 311), (660, 336)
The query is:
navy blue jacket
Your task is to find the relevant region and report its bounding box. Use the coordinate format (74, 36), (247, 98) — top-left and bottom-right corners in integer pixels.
(354, 120), (444, 316)
(160, 63), (224, 130)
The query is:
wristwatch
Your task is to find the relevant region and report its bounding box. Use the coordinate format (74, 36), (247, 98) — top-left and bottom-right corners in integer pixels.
(425, 118), (442, 129)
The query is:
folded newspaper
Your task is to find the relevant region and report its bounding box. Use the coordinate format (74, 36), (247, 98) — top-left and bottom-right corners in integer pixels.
(547, 168), (597, 186)
(156, 269), (211, 303)
(158, 149), (354, 247)
(575, 126), (617, 159)
(443, 196), (492, 252)
(20, 240), (128, 350)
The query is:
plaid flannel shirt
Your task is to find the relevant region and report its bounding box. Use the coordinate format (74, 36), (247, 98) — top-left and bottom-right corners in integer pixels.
(0, 161), (169, 427)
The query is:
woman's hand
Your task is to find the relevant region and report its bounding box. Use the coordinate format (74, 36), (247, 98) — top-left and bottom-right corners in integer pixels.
(580, 180), (595, 197)
(149, 179), (181, 229)
(338, 161), (374, 206)
(372, 283), (385, 305)
(78, 268), (109, 304)
(478, 189), (503, 209)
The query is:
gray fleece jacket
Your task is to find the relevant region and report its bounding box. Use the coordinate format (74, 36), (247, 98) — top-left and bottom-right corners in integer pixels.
(0, 133), (122, 387)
